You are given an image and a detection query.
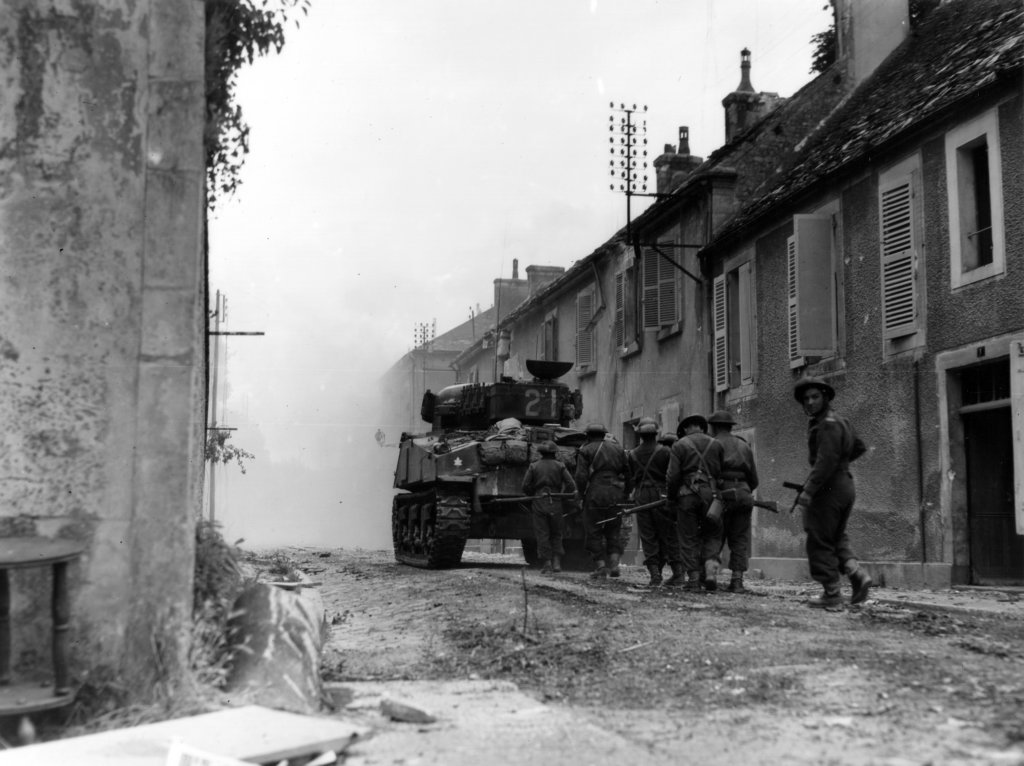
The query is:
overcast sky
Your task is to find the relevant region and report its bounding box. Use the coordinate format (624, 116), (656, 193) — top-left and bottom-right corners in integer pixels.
(206, 0), (833, 550)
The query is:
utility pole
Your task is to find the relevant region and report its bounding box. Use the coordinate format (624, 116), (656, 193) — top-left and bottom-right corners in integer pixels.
(609, 102), (649, 245)
(206, 291), (264, 523)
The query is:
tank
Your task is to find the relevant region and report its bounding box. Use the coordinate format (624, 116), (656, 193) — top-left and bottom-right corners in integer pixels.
(392, 359), (588, 569)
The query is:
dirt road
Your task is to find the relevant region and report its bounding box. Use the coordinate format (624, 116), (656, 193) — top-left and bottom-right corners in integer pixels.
(285, 548), (1024, 765)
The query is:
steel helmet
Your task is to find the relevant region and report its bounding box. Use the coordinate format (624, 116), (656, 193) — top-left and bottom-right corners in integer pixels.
(793, 376), (835, 403)
(707, 410), (737, 426)
(537, 440), (557, 456)
(585, 422), (608, 436)
(658, 433), (678, 446)
(635, 416), (659, 435)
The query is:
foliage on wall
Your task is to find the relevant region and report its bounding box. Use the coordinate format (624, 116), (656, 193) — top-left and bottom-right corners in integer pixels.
(204, 0), (311, 207)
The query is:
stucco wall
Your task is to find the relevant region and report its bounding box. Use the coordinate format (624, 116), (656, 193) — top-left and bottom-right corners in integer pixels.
(0, 1), (205, 694)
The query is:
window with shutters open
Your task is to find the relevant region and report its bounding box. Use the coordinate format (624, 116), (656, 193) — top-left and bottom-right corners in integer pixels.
(614, 260), (641, 356)
(575, 287), (595, 370)
(540, 310), (558, 361)
(945, 109), (1005, 289)
(714, 258), (756, 392)
(641, 246), (678, 331)
(879, 164), (919, 341)
(787, 215), (836, 367)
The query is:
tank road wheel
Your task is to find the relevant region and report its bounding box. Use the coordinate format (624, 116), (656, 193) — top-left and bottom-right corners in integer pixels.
(520, 539), (541, 567)
(392, 490), (469, 569)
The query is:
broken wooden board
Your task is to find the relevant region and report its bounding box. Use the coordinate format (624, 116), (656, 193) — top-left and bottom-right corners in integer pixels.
(0, 705), (368, 765)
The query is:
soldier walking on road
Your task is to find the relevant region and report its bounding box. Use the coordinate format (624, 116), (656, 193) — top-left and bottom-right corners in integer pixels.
(522, 440), (578, 574)
(793, 377), (872, 609)
(628, 417), (684, 587)
(575, 423), (632, 579)
(706, 410), (759, 594)
(667, 414), (723, 591)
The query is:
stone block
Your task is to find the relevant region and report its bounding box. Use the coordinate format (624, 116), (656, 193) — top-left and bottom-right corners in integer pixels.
(146, 81), (204, 172)
(148, 3), (204, 80)
(141, 287), (196, 357)
(144, 169), (203, 288)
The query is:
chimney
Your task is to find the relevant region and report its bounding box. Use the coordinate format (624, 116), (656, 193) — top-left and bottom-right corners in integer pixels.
(722, 49), (781, 143)
(512, 258), (519, 279)
(525, 264), (565, 296)
(494, 275), (529, 324)
(833, 0), (909, 87)
(652, 126), (704, 195)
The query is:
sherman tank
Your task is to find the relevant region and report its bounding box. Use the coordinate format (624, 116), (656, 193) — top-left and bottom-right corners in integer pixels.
(392, 359), (588, 569)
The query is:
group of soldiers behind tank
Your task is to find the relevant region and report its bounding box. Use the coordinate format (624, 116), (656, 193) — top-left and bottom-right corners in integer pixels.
(522, 377), (874, 608)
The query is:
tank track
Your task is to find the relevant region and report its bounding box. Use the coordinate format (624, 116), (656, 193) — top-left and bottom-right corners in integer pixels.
(392, 489), (470, 569)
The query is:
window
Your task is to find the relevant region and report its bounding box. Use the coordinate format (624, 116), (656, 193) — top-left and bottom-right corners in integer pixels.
(575, 287), (595, 369)
(878, 155), (922, 343)
(613, 253), (640, 353)
(540, 310), (557, 361)
(713, 257), (755, 392)
(787, 214), (836, 367)
(946, 109), (1004, 288)
(641, 245), (678, 330)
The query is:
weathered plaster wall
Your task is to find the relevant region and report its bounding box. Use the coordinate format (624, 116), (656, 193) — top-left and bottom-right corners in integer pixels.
(0, 1), (205, 694)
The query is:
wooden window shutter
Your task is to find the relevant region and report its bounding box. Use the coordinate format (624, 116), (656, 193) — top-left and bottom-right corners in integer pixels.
(1013, 337), (1024, 534)
(879, 177), (918, 339)
(641, 248), (660, 329)
(738, 262), (753, 384)
(713, 274), (728, 391)
(576, 290), (594, 367)
(794, 215), (835, 357)
(614, 271), (625, 348)
(657, 250), (677, 326)
(786, 236), (802, 367)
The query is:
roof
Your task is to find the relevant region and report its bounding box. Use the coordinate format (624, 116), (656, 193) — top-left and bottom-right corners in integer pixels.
(705, 0), (1024, 252)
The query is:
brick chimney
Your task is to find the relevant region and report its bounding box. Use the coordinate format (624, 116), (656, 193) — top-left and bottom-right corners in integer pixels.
(833, 0), (909, 86)
(722, 49), (781, 143)
(525, 264), (565, 296)
(652, 126), (704, 195)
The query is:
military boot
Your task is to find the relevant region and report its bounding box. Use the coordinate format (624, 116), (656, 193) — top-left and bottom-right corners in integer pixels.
(551, 555), (562, 573)
(646, 564), (663, 587)
(849, 568), (872, 605)
(608, 552), (622, 578)
(665, 563), (686, 587)
(703, 559), (720, 592)
(683, 570), (702, 591)
(540, 560), (553, 574)
(589, 560), (609, 579)
(727, 572), (748, 594)
(808, 584), (843, 610)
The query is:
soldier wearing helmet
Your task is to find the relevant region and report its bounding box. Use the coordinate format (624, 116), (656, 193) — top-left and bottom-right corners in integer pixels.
(667, 412), (723, 590)
(627, 417), (684, 587)
(522, 440), (578, 574)
(793, 377), (871, 609)
(575, 422), (632, 579)
(705, 410), (759, 594)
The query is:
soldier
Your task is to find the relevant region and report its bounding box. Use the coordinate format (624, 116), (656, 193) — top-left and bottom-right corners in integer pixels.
(575, 422), (632, 579)
(706, 410), (759, 594)
(793, 377), (872, 609)
(658, 433), (678, 448)
(666, 413), (723, 591)
(627, 417), (684, 587)
(521, 440), (577, 574)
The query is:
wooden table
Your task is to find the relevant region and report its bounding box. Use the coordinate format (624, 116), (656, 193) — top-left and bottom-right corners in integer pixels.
(0, 537), (85, 742)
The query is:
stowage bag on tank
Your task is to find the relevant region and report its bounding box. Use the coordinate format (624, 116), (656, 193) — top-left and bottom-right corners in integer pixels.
(478, 438), (530, 466)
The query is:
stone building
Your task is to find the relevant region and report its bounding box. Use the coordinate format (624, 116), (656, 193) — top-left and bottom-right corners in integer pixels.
(0, 3), (206, 695)
(703, 0), (1024, 587)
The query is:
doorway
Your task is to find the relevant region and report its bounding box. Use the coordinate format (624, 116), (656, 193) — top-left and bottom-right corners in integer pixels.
(963, 405), (1022, 584)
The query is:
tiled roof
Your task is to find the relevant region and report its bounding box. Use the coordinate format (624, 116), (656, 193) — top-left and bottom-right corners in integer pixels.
(706, 0), (1024, 250)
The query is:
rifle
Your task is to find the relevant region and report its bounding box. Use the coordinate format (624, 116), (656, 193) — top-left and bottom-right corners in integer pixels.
(596, 498), (668, 525)
(783, 481), (805, 514)
(485, 492), (577, 505)
(716, 487), (780, 514)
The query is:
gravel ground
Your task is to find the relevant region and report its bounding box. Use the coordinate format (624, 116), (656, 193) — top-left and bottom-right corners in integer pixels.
(276, 547), (1024, 766)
